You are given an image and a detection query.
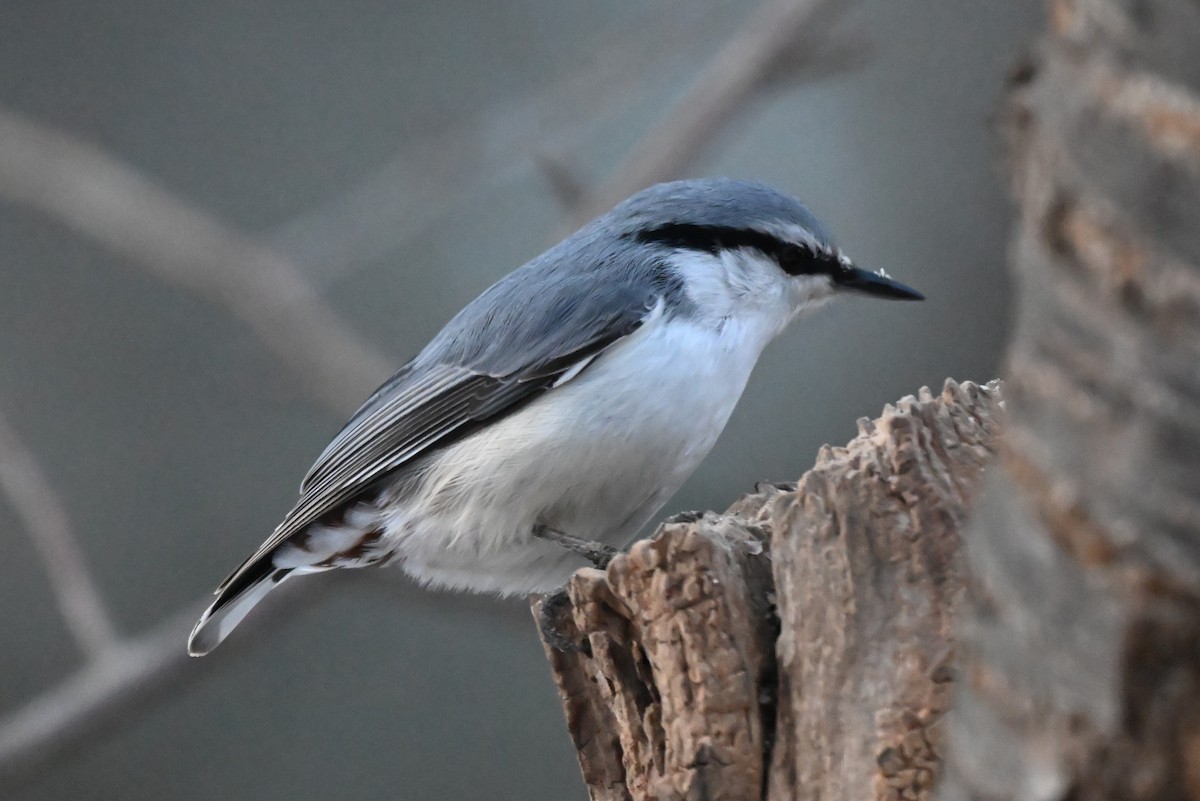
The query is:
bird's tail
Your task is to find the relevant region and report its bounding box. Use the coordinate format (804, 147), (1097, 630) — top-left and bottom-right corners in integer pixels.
(187, 559), (294, 656)
(190, 509), (385, 655)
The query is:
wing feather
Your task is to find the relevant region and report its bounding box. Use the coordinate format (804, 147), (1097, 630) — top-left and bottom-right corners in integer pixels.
(215, 295), (654, 593)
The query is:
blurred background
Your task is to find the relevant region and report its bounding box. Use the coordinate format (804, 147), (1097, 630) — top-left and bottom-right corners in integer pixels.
(0, 1), (1038, 799)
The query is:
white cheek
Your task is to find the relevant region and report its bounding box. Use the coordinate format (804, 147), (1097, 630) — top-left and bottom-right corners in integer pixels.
(669, 249), (793, 326)
(788, 275), (836, 314)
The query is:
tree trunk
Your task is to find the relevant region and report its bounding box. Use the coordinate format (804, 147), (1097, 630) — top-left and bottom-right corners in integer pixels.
(536, 380), (1005, 801)
(940, 2), (1200, 799)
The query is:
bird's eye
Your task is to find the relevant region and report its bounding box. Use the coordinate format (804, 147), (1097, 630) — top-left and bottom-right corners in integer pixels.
(778, 244), (824, 276)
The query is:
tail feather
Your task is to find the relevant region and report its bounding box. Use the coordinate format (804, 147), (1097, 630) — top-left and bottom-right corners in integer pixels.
(190, 510), (383, 656)
(188, 564), (294, 656)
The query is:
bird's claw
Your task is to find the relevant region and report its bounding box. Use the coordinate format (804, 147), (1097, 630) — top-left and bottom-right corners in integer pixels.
(532, 524), (617, 570)
(755, 480), (797, 493)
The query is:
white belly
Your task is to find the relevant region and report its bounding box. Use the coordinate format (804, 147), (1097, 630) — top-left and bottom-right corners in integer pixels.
(383, 312), (772, 594)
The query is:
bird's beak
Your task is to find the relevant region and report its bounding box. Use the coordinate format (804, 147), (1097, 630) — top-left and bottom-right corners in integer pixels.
(834, 266), (925, 301)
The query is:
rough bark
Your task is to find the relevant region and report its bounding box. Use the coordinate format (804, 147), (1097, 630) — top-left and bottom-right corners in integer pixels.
(940, 2), (1200, 800)
(536, 379), (1005, 801)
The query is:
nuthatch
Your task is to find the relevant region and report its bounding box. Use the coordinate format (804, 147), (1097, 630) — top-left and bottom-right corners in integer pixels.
(189, 178), (922, 655)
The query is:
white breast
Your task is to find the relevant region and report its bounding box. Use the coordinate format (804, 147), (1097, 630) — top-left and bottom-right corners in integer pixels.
(385, 300), (780, 595)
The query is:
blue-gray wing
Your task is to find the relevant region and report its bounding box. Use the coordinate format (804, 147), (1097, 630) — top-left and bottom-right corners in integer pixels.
(216, 263), (664, 590)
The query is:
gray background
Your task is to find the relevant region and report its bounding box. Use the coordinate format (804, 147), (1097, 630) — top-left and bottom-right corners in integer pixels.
(0, 2), (1038, 799)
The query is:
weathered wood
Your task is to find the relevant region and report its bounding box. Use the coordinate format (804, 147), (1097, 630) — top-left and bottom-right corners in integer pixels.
(537, 379), (1005, 801)
(940, 2), (1200, 799)
(539, 513), (778, 801)
(769, 380), (1003, 801)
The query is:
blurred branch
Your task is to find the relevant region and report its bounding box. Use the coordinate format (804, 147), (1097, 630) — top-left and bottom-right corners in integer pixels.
(0, 408), (117, 658)
(265, 4), (726, 287)
(0, 109), (392, 414)
(0, 571), (503, 789)
(0, 579), (335, 788)
(269, 0), (857, 287)
(566, 0), (848, 228)
(0, 602), (202, 785)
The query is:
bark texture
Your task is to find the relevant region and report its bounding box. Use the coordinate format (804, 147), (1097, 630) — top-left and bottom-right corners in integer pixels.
(537, 379), (1004, 801)
(941, 2), (1200, 800)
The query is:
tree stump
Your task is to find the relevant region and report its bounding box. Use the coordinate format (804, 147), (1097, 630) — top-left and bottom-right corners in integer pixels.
(536, 379), (1005, 801)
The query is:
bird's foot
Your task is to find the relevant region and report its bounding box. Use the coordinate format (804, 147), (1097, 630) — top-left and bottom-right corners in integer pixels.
(537, 586), (589, 654)
(532, 524), (617, 570)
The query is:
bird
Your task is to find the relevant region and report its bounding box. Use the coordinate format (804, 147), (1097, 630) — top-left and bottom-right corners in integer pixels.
(187, 178), (923, 656)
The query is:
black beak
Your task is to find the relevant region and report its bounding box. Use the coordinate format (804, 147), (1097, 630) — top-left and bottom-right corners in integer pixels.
(834, 266), (925, 301)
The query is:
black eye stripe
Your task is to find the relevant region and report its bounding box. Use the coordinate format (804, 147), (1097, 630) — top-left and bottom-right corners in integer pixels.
(634, 224), (782, 257)
(778, 243), (832, 277)
(633, 224), (835, 277)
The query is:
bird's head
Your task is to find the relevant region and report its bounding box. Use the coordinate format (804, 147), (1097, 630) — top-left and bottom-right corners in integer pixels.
(608, 178), (923, 333)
